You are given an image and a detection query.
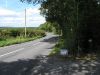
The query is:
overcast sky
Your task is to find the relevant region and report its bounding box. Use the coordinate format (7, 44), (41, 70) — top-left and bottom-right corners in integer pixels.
(0, 0), (45, 27)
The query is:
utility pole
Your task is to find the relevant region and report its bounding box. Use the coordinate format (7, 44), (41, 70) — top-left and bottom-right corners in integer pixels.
(25, 8), (27, 38)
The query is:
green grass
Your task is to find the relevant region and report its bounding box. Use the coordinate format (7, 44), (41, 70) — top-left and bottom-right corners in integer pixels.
(49, 47), (60, 56)
(49, 39), (65, 56)
(0, 36), (42, 47)
(0, 27), (46, 47)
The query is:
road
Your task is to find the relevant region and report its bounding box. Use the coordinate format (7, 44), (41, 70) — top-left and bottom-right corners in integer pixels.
(0, 33), (58, 62)
(0, 34), (99, 75)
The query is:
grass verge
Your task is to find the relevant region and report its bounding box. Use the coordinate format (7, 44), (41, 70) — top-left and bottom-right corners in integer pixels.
(0, 36), (42, 47)
(49, 47), (60, 56)
(49, 39), (64, 56)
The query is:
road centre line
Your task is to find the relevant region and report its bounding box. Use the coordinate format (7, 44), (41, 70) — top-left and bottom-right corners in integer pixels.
(0, 48), (24, 58)
(0, 42), (41, 58)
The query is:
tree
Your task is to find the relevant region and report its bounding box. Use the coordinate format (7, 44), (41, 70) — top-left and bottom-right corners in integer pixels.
(21, 0), (100, 55)
(77, 0), (99, 54)
(21, 0), (78, 55)
(39, 22), (61, 34)
(39, 22), (54, 32)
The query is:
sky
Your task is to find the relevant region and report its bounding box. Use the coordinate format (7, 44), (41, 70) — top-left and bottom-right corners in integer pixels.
(0, 0), (46, 27)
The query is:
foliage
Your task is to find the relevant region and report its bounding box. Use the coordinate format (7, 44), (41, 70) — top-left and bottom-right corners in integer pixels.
(0, 28), (46, 47)
(20, 0), (100, 55)
(0, 28), (45, 40)
(77, 0), (100, 54)
(40, 0), (78, 53)
(39, 22), (61, 34)
(39, 22), (53, 32)
(40, 0), (100, 55)
(0, 36), (41, 47)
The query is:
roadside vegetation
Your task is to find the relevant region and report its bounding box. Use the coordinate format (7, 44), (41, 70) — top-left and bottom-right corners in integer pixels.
(21, 0), (100, 58)
(0, 28), (45, 47)
(39, 22), (61, 34)
(39, 0), (100, 57)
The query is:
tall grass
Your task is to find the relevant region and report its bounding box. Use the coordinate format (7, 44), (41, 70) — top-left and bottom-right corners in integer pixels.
(0, 36), (42, 47)
(0, 28), (46, 47)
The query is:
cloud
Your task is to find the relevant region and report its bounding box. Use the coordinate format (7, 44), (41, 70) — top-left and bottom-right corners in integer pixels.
(0, 7), (45, 27)
(27, 8), (40, 15)
(0, 8), (17, 16)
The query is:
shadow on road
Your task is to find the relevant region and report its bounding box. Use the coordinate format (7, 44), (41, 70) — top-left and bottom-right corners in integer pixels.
(0, 55), (100, 75)
(41, 36), (59, 44)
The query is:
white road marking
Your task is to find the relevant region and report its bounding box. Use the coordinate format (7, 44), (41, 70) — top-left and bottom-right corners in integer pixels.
(0, 48), (24, 58)
(0, 42), (41, 58)
(33, 42), (42, 46)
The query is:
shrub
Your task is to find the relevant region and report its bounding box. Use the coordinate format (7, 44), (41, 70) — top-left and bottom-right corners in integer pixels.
(0, 28), (46, 39)
(10, 30), (20, 37)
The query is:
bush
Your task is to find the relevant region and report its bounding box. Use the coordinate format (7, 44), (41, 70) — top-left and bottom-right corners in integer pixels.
(0, 29), (11, 40)
(10, 30), (20, 37)
(0, 28), (46, 39)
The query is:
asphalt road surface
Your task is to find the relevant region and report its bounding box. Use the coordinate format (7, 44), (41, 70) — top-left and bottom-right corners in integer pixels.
(0, 33), (58, 62)
(0, 33), (99, 75)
